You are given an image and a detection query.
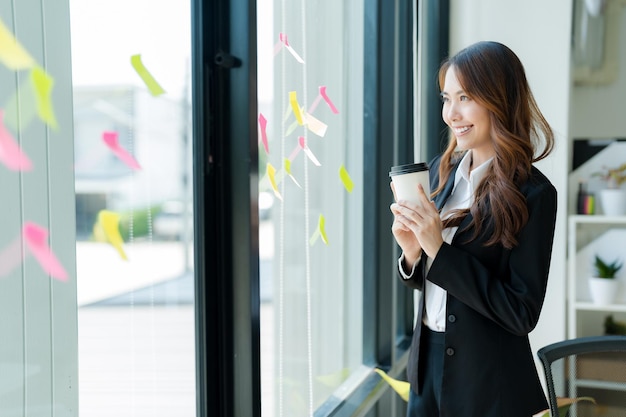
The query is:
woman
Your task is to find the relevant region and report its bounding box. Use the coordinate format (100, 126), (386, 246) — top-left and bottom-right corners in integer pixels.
(390, 41), (557, 417)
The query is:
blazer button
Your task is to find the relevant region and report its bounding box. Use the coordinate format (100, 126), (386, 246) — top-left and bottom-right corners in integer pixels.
(446, 347), (455, 356)
(448, 314), (456, 323)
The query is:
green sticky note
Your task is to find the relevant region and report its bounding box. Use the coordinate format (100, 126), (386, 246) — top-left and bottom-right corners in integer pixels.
(285, 119), (298, 136)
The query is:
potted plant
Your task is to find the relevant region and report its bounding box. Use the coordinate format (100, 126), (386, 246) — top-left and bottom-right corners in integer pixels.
(589, 254), (622, 305)
(592, 163), (626, 216)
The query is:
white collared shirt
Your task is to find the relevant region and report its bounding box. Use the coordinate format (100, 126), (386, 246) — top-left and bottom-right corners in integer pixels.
(398, 152), (493, 331)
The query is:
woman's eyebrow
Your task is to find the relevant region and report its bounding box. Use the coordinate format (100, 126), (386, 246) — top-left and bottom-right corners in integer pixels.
(440, 90), (465, 97)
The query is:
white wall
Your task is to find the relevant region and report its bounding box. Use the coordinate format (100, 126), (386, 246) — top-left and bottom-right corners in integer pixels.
(448, 0), (572, 364)
(0, 0), (77, 415)
(571, 6), (626, 138)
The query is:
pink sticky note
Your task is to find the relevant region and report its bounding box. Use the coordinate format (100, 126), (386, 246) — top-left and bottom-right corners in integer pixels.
(102, 131), (141, 170)
(22, 222), (68, 281)
(0, 237), (24, 278)
(0, 110), (33, 171)
(298, 136), (321, 166)
(278, 33), (304, 63)
(288, 143), (301, 161)
(307, 95), (323, 115)
(303, 111), (328, 137)
(319, 86), (339, 114)
(273, 38), (283, 56)
(258, 113), (269, 154)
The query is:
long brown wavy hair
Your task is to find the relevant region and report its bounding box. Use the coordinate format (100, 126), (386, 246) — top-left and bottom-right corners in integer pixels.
(435, 41), (554, 249)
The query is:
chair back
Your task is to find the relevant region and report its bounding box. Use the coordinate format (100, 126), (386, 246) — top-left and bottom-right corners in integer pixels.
(537, 335), (626, 417)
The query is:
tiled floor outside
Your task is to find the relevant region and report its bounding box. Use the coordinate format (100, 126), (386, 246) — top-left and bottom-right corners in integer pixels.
(77, 221), (275, 416)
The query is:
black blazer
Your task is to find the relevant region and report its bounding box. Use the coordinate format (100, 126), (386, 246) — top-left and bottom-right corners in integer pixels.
(400, 154), (557, 417)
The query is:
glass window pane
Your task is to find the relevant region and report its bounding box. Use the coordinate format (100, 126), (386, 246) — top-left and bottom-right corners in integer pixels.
(258, 1), (365, 415)
(69, 1), (195, 415)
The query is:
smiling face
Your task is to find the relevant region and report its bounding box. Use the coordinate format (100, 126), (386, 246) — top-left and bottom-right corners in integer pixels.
(440, 66), (495, 165)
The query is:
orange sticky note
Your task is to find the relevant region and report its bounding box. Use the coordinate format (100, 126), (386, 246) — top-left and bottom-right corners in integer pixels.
(23, 222), (68, 281)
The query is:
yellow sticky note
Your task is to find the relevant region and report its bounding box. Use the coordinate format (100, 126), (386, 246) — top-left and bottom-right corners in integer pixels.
(339, 164), (354, 193)
(284, 158), (301, 188)
(131, 54), (166, 96)
(0, 17), (36, 70)
(98, 210), (128, 260)
(374, 368), (410, 402)
(3, 75), (37, 131)
(30, 66), (58, 129)
(289, 91), (304, 125)
(267, 162), (282, 200)
(318, 214), (328, 245)
(316, 368), (350, 387)
(309, 214), (329, 246)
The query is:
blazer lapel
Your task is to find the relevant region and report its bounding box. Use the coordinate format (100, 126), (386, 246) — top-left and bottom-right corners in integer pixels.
(433, 158), (476, 242)
(433, 160), (460, 210)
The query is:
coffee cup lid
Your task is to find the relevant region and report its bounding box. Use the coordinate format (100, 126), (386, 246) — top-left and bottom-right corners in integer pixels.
(389, 162), (429, 177)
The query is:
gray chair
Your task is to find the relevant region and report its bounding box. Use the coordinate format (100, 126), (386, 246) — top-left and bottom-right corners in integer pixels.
(537, 335), (626, 417)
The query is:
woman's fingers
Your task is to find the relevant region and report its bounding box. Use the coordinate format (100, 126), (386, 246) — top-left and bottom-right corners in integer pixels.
(416, 184), (431, 208)
(391, 203), (415, 223)
(390, 181), (398, 202)
(391, 197), (443, 258)
(391, 213), (409, 229)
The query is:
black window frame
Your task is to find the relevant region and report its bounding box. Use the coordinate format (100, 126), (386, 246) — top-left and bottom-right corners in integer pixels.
(192, 0), (449, 416)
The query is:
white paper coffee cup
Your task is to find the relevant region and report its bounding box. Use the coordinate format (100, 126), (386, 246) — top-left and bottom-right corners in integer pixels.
(389, 162), (430, 204)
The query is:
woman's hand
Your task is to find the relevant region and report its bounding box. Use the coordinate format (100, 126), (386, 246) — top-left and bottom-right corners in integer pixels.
(390, 182), (421, 263)
(390, 183), (444, 260)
